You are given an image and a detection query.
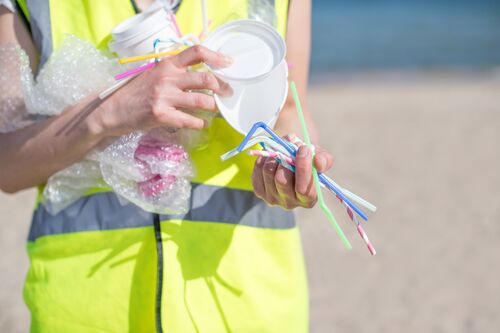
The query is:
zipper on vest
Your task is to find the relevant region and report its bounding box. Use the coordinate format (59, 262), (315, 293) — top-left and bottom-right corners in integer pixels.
(154, 213), (165, 333)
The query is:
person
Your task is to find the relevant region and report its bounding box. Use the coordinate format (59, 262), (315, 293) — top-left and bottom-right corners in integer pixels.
(0, 0), (334, 332)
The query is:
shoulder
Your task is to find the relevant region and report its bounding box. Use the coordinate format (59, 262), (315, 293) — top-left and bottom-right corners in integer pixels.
(0, 0), (16, 13)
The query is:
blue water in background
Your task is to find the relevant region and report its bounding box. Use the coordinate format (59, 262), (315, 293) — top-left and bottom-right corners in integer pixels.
(310, 0), (500, 76)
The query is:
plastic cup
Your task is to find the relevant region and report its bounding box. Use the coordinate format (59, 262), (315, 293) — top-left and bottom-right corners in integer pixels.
(203, 19), (286, 83)
(109, 7), (178, 57)
(203, 20), (288, 134)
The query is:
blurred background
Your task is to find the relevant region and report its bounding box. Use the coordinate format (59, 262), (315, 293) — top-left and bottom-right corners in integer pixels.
(1, 0), (500, 332)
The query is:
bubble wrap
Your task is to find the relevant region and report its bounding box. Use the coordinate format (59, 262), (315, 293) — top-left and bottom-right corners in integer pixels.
(2, 36), (198, 215)
(0, 44), (35, 133)
(21, 35), (121, 116)
(42, 157), (106, 215)
(99, 131), (193, 214)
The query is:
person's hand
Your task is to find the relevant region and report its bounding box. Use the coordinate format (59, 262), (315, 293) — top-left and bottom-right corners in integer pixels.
(251, 140), (334, 209)
(93, 45), (232, 137)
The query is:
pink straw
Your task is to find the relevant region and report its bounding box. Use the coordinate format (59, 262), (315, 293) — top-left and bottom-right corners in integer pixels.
(198, 19), (213, 40)
(247, 150), (295, 166)
(169, 12), (182, 37)
(337, 195), (377, 255)
(115, 62), (156, 81)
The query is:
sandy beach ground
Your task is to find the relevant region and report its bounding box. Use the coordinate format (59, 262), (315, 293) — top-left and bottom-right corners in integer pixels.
(1, 72), (499, 332)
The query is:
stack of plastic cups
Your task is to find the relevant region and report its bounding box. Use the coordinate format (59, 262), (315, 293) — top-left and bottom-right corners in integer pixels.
(109, 7), (178, 58)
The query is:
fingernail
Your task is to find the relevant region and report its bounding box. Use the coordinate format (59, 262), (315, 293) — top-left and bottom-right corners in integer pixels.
(298, 146), (310, 158)
(222, 55), (233, 66)
(219, 80), (233, 97)
(316, 154), (326, 169)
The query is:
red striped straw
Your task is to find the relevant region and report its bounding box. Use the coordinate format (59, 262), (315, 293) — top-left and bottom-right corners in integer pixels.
(338, 195), (376, 255)
(247, 150), (295, 166)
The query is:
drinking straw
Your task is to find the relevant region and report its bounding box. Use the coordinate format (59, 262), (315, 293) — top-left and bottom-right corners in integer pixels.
(168, 12), (182, 37)
(231, 121), (369, 221)
(290, 81), (351, 250)
(245, 143), (376, 213)
(155, 37), (195, 48)
(115, 62), (156, 81)
(245, 140), (376, 254)
(220, 135), (292, 161)
(118, 49), (182, 64)
(198, 19), (212, 39)
(98, 76), (135, 100)
(323, 174), (377, 213)
(337, 196), (376, 255)
(247, 150), (295, 166)
(201, 0), (209, 37)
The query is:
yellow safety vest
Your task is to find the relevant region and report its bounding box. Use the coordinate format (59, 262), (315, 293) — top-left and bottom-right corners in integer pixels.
(17, 1), (308, 332)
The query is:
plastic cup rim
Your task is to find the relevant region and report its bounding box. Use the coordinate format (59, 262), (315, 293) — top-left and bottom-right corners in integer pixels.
(203, 19), (286, 84)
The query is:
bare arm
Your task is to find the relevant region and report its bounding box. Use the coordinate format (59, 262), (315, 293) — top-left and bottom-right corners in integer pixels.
(0, 6), (230, 193)
(251, 0), (334, 209)
(0, 6), (106, 193)
(273, 0), (318, 142)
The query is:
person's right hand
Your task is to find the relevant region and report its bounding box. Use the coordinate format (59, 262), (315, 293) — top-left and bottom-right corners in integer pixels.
(92, 45), (232, 138)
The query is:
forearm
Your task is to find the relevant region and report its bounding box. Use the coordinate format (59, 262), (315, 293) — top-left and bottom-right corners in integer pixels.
(0, 95), (107, 193)
(275, 0), (316, 143)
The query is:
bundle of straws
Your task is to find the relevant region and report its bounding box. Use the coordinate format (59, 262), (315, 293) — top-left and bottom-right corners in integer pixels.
(221, 82), (377, 255)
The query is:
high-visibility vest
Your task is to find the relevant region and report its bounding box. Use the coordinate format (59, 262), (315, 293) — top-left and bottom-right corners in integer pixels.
(16, 1), (308, 332)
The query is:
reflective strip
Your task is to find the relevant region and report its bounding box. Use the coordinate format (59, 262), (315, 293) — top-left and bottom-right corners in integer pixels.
(26, 0), (52, 67)
(29, 183), (295, 241)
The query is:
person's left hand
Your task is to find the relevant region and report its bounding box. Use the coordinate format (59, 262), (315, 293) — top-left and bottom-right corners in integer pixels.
(251, 139), (334, 209)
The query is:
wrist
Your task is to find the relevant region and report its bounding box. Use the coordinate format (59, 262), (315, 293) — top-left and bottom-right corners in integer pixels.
(84, 96), (114, 142)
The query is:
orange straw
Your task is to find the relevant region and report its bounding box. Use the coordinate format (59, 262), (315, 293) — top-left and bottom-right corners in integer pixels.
(117, 49), (183, 65)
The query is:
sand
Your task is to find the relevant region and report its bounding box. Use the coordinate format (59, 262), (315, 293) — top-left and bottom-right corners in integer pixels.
(1, 72), (500, 332)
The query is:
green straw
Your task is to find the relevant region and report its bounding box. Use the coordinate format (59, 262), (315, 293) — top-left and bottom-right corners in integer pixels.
(290, 81), (352, 250)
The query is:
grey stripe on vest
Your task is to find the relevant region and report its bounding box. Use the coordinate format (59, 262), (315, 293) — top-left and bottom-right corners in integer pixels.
(29, 183), (295, 241)
(26, 0), (52, 67)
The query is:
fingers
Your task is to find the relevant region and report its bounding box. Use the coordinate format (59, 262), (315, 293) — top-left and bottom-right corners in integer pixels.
(314, 146), (334, 172)
(176, 71), (232, 96)
(262, 157), (280, 206)
(154, 108), (206, 129)
(274, 164), (297, 209)
(294, 145), (317, 207)
(177, 71), (219, 91)
(172, 91), (216, 111)
(251, 142), (333, 210)
(172, 45), (232, 69)
(294, 145), (313, 195)
(252, 157), (266, 199)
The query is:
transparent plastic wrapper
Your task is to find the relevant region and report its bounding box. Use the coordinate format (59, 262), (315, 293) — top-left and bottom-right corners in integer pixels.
(0, 44), (36, 133)
(99, 131), (194, 214)
(2, 36), (197, 215)
(43, 157), (106, 215)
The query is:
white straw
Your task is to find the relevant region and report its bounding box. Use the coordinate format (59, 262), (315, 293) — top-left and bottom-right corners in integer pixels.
(98, 76), (134, 100)
(201, 0), (208, 37)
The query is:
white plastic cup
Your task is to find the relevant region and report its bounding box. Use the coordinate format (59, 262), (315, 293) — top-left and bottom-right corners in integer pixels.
(203, 19), (286, 83)
(203, 20), (288, 134)
(109, 7), (178, 58)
